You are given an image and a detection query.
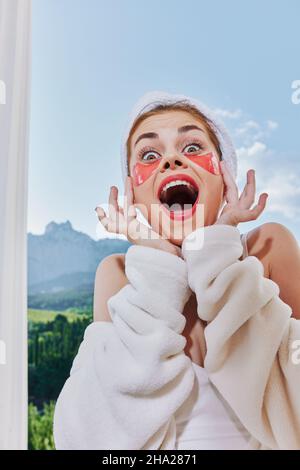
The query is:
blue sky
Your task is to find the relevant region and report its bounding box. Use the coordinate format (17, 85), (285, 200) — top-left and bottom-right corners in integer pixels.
(28, 0), (300, 242)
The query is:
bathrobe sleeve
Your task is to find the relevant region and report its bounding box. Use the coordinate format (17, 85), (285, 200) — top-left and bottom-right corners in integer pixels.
(53, 244), (195, 450)
(181, 224), (300, 450)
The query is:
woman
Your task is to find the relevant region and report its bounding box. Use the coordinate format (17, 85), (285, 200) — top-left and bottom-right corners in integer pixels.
(53, 91), (300, 450)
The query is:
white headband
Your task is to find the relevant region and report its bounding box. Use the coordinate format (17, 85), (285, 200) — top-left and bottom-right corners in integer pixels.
(120, 90), (237, 183)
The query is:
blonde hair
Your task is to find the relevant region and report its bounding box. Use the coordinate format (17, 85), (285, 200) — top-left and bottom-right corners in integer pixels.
(126, 101), (223, 175)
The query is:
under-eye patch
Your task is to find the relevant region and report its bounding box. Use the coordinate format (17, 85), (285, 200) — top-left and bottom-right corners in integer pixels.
(132, 159), (161, 186)
(132, 151), (220, 186)
(184, 151), (221, 175)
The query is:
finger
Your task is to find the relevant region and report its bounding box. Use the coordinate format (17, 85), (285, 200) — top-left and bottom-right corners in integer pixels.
(220, 161), (239, 204)
(111, 185), (121, 210)
(110, 185), (125, 232)
(244, 193), (268, 221)
(239, 169), (256, 209)
(124, 176), (136, 219)
(127, 177), (137, 218)
(123, 177), (129, 218)
(108, 186), (119, 221)
(95, 206), (110, 230)
(118, 178), (127, 216)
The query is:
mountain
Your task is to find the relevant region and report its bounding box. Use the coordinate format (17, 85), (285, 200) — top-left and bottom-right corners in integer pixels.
(28, 220), (131, 309)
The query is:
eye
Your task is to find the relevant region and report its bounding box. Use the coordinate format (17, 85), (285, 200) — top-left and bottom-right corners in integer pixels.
(183, 142), (205, 154)
(137, 146), (161, 162)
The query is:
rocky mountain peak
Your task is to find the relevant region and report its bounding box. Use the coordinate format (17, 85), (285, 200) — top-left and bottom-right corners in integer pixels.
(45, 220), (73, 234)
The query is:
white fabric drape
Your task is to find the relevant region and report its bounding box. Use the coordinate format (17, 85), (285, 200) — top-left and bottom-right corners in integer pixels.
(0, 0), (32, 450)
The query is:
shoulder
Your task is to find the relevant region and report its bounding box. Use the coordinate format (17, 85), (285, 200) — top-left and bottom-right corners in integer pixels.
(246, 222), (297, 251)
(244, 222), (298, 274)
(96, 252), (126, 274)
(93, 253), (128, 322)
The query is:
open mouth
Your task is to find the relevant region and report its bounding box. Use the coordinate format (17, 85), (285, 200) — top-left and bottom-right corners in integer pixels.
(157, 174), (199, 220)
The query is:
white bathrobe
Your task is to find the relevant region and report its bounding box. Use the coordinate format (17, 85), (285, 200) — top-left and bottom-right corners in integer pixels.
(53, 224), (300, 450)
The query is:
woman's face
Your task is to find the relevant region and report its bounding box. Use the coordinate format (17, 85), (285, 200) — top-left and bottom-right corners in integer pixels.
(128, 110), (225, 246)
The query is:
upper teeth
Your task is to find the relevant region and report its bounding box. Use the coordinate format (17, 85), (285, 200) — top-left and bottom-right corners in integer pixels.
(160, 180), (196, 194)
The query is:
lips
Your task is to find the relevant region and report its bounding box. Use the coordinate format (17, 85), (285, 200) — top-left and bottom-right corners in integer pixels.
(157, 173), (200, 221)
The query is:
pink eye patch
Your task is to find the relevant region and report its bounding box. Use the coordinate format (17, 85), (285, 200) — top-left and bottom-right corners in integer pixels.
(132, 151), (220, 186)
(184, 151), (221, 176)
(132, 159), (161, 186)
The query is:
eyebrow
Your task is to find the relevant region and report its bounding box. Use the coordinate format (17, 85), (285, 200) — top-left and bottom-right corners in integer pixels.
(134, 124), (205, 147)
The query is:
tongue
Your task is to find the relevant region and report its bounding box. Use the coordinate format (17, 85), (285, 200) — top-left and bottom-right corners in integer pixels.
(163, 185), (198, 210)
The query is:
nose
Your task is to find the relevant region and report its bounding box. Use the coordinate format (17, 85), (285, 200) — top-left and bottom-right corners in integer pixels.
(160, 154), (188, 173)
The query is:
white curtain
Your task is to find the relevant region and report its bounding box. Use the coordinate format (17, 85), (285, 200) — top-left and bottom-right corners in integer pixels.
(0, 0), (32, 450)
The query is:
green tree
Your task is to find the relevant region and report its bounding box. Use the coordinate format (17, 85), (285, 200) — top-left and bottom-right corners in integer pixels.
(28, 309), (92, 448)
(28, 401), (55, 450)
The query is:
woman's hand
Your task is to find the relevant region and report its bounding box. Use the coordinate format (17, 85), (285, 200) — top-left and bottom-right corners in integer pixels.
(214, 161), (269, 227)
(95, 176), (182, 257)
